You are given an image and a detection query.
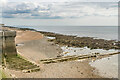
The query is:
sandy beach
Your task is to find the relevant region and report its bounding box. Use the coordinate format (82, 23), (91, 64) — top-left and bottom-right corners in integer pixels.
(1, 26), (104, 78)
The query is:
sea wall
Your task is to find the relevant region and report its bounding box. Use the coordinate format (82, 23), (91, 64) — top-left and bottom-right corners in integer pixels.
(1, 31), (17, 56)
(0, 32), (2, 54)
(0, 31), (3, 64)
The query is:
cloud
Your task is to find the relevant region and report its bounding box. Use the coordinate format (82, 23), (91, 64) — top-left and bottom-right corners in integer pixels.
(2, 2), (118, 19)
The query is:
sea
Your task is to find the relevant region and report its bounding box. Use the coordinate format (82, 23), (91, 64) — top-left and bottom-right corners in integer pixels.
(12, 25), (118, 40)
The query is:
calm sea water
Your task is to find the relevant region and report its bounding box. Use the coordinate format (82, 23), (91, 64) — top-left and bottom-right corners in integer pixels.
(14, 25), (118, 40)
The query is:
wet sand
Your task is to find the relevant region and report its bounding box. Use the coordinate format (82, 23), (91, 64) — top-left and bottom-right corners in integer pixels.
(17, 37), (62, 62)
(90, 54), (118, 78)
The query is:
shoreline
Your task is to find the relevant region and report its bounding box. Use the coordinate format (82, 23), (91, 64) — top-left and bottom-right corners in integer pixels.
(4, 25), (118, 40)
(1, 26), (119, 78)
(3, 26), (120, 50)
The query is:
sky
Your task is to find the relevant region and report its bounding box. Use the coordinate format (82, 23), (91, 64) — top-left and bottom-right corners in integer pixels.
(0, 0), (119, 26)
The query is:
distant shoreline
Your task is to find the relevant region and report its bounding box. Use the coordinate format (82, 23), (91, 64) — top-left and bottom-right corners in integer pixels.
(3, 25), (118, 40)
(3, 26), (120, 50)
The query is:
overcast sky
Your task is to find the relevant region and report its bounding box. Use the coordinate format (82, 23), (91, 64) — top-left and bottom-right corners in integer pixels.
(0, 0), (119, 26)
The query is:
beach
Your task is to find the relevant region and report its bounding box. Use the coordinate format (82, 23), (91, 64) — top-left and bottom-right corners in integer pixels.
(1, 1), (119, 79)
(1, 26), (119, 78)
(1, 26), (103, 78)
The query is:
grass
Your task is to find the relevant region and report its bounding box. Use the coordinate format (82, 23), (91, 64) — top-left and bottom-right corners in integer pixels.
(0, 69), (9, 79)
(2, 54), (40, 72)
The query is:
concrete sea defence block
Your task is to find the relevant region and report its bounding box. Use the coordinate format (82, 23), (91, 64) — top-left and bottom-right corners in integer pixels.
(0, 32), (3, 55)
(0, 32), (3, 37)
(4, 31), (16, 37)
(3, 42), (16, 55)
(2, 31), (17, 56)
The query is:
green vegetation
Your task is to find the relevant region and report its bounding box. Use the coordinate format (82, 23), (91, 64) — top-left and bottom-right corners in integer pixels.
(0, 69), (8, 79)
(2, 54), (40, 72)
